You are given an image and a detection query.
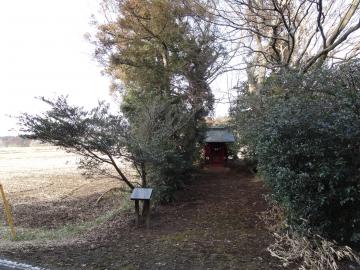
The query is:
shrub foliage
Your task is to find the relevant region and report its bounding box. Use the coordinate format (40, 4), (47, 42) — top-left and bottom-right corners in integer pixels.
(18, 96), (199, 202)
(232, 61), (360, 245)
(128, 95), (200, 202)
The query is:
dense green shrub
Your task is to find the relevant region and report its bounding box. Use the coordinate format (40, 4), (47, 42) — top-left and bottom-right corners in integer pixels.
(232, 61), (360, 245)
(128, 95), (201, 202)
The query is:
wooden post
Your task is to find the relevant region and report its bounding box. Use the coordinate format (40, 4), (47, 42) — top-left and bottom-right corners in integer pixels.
(0, 184), (16, 239)
(144, 200), (151, 229)
(135, 200), (140, 227)
(130, 188), (153, 229)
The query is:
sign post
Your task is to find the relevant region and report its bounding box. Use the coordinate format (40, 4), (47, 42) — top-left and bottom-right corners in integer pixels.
(0, 184), (16, 239)
(130, 188), (153, 229)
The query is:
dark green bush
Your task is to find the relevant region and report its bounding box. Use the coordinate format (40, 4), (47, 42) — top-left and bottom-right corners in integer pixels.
(128, 96), (199, 202)
(232, 61), (360, 245)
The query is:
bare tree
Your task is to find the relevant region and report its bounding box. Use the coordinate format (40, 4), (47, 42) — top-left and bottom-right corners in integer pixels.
(207, 0), (360, 93)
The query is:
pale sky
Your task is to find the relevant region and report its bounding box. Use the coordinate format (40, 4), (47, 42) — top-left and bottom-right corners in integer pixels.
(0, 0), (231, 136)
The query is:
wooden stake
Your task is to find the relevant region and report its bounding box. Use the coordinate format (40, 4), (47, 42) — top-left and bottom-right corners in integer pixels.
(0, 184), (16, 239)
(144, 200), (151, 229)
(135, 200), (140, 227)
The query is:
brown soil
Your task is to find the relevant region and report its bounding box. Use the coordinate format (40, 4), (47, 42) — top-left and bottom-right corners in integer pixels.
(0, 168), (283, 270)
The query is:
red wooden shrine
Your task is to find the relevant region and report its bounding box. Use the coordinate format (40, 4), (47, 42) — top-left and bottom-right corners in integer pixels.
(204, 143), (228, 165)
(204, 127), (235, 166)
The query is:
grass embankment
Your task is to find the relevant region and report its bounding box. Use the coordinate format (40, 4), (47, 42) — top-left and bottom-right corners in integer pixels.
(0, 191), (132, 243)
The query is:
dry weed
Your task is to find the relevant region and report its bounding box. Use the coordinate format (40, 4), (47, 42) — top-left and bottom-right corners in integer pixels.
(257, 200), (287, 232)
(259, 202), (360, 269)
(267, 229), (360, 269)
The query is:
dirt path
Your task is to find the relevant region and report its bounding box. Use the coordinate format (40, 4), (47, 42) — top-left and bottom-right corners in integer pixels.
(1, 168), (282, 270)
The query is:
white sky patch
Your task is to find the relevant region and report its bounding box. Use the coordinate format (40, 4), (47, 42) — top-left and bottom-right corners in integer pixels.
(0, 0), (231, 136)
(0, 0), (111, 136)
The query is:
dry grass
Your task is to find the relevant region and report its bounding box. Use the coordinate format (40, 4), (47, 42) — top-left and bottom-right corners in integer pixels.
(0, 207), (123, 242)
(0, 146), (135, 245)
(0, 146), (126, 204)
(268, 231), (360, 270)
(259, 202), (360, 269)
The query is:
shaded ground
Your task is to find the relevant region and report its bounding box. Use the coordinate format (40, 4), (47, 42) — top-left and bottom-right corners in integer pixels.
(0, 167), (282, 270)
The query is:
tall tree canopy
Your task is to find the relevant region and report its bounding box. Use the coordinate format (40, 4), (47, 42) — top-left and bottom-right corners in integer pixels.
(88, 0), (229, 200)
(93, 0), (228, 119)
